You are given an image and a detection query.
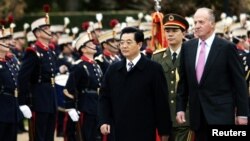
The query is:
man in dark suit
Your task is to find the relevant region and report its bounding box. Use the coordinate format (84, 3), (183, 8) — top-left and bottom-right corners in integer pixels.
(98, 27), (172, 141)
(176, 7), (249, 141)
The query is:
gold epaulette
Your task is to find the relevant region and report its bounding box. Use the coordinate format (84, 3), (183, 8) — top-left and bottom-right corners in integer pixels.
(94, 54), (104, 62)
(153, 48), (167, 55)
(246, 70), (250, 80)
(72, 59), (82, 65)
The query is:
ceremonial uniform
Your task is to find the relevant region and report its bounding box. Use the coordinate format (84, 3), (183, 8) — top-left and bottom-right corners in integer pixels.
(0, 58), (23, 141)
(152, 48), (191, 141)
(95, 30), (121, 74)
(18, 40), (58, 141)
(0, 21), (25, 141)
(232, 28), (250, 123)
(18, 7), (60, 141)
(64, 33), (103, 141)
(95, 50), (121, 73)
(55, 36), (75, 138)
(64, 55), (103, 141)
(152, 14), (192, 141)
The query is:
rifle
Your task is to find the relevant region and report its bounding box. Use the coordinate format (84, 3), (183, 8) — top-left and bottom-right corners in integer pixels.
(76, 118), (84, 141)
(75, 87), (84, 141)
(28, 117), (34, 141)
(27, 92), (34, 141)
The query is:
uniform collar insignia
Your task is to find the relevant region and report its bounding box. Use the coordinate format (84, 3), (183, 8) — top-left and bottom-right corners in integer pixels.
(81, 55), (95, 64)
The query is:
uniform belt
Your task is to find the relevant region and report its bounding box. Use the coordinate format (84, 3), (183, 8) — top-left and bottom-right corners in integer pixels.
(38, 77), (55, 87)
(1, 92), (18, 98)
(82, 89), (97, 94)
(0, 88), (18, 98)
(82, 88), (100, 94)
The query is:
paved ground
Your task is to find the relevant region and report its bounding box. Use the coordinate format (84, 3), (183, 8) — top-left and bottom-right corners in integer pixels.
(17, 132), (64, 141)
(18, 120), (64, 141)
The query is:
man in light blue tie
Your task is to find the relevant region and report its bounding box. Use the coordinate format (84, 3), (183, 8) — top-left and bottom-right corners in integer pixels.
(176, 7), (249, 141)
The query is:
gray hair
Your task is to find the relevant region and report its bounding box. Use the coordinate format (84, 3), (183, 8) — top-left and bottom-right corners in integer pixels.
(196, 7), (215, 23)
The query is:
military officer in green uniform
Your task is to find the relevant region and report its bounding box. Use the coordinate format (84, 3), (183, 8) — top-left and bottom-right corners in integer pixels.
(151, 13), (192, 141)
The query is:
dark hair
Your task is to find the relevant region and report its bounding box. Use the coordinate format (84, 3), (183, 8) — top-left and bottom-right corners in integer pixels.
(59, 43), (71, 51)
(120, 27), (144, 43)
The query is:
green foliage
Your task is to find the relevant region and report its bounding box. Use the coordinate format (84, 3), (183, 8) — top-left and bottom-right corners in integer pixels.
(14, 11), (142, 31)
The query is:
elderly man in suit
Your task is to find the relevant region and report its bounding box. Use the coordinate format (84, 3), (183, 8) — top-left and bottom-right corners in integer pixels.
(176, 7), (249, 141)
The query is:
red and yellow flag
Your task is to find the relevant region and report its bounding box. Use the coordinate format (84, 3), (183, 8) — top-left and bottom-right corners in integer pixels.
(151, 11), (168, 51)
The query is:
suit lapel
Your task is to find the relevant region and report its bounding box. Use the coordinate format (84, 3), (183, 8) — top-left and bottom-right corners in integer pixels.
(188, 39), (199, 85)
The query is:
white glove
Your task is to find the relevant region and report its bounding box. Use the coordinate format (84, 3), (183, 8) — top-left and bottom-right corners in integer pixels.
(59, 65), (68, 74)
(19, 105), (32, 119)
(68, 108), (79, 122)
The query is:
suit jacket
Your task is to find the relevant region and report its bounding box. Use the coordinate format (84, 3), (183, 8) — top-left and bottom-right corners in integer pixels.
(98, 54), (172, 141)
(177, 36), (249, 130)
(152, 48), (190, 127)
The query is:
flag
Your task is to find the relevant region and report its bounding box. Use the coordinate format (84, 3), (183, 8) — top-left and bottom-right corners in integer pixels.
(151, 11), (168, 51)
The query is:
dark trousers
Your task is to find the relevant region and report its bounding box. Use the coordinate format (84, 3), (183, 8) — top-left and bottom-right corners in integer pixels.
(194, 109), (208, 141)
(56, 111), (64, 137)
(82, 114), (101, 141)
(169, 126), (191, 141)
(34, 112), (56, 141)
(248, 97), (250, 125)
(0, 122), (17, 141)
(106, 122), (115, 141)
(64, 114), (77, 141)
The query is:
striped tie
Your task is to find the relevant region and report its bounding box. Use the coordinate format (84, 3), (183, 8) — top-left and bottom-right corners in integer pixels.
(128, 62), (134, 71)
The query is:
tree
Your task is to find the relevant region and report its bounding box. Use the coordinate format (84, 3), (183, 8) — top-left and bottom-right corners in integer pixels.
(0, 0), (26, 20)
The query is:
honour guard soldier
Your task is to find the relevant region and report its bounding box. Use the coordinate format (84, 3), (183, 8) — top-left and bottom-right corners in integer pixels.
(0, 23), (31, 141)
(26, 31), (36, 47)
(55, 35), (75, 137)
(232, 28), (250, 125)
(63, 32), (103, 141)
(231, 28), (250, 74)
(18, 5), (58, 141)
(95, 30), (121, 73)
(152, 14), (192, 141)
(13, 31), (26, 61)
(3, 19), (28, 134)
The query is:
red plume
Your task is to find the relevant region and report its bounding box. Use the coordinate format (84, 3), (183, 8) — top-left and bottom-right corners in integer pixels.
(109, 19), (119, 28)
(82, 21), (89, 31)
(8, 15), (14, 24)
(43, 4), (51, 13)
